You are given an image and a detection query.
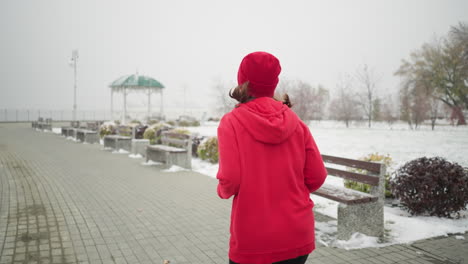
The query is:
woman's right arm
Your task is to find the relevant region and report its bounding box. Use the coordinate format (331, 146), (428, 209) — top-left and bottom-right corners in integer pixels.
(303, 127), (327, 193)
(216, 115), (241, 199)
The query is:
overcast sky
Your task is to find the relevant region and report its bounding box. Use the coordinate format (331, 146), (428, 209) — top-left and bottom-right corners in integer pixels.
(1, 0), (467, 118)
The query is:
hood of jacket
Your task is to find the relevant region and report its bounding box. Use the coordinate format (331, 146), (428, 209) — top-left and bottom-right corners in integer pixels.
(231, 97), (300, 144)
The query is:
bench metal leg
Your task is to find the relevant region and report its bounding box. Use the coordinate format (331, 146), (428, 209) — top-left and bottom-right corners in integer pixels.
(337, 200), (384, 240)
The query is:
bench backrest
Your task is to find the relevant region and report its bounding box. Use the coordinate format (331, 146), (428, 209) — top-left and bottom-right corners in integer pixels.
(161, 132), (191, 151)
(70, 121), (80, 128)
(87, 122), (98, 131)
(321, 154), (384, 186)
(321, 154), (386, 202)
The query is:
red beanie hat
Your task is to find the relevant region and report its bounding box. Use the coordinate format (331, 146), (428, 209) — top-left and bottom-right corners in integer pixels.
(237, 51), (282, 98)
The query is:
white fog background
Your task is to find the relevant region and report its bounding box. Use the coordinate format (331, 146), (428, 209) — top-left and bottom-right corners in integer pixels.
(1, 0), (467, 119)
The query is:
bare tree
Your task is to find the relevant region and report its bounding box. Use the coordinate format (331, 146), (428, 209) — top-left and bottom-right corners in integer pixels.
(279, 79), (329, 121)
(381, 95), (398, 126)
(429, 96), (440, 130)
(372, 97), (382, 121)
(212, 78), (235, 115)
(329, 76), (360, 127)
(355, 64), (380, 128)
(399, 81), (414, 129)
(410, 83), (431, 129)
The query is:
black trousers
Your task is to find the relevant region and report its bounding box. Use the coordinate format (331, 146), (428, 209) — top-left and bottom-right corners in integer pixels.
(229, 254), (309, 264)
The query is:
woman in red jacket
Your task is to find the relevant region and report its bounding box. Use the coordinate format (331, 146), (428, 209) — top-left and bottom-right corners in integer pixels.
(216, 51), (327, 264)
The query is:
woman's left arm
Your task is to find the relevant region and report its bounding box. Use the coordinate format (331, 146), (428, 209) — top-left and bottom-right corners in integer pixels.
(216, 115), (241, 199)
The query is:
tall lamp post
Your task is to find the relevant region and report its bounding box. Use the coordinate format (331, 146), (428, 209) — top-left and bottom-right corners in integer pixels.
(70, 50), (79, 121)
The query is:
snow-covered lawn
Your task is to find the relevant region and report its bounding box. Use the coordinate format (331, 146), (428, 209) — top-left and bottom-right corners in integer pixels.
(188, 121), (468, 249)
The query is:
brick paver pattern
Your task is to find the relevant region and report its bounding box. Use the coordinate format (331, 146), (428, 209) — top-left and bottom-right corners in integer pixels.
(0, 123), (466, 264)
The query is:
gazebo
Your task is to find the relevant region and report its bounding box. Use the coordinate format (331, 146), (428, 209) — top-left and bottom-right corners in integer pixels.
(109, 74), (165, 124)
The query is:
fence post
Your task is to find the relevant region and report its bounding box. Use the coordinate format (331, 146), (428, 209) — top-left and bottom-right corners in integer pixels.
(27, 110), (30, 121)
(38, 110), (40, 119)
(16, 110), (18, 122)
(60, 111), (63, 121)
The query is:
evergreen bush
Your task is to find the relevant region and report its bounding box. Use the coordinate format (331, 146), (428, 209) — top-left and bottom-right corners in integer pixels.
(197, 137), (219, 163)
(390, 157), (468, 218)
(143, 128), (157, 144)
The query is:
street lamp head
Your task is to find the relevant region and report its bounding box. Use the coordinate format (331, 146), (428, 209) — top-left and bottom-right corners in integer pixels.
(72, 49), (79, 59)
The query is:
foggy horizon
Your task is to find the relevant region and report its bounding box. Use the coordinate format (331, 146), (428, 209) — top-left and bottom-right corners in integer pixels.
(1, 0), (467, 118)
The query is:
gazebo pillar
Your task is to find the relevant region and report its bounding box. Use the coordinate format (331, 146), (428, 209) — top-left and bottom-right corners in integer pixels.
(160, 89), (164, 120)
(123, 87), (127, 124)
(147, 88), (151, 121)
(110, 88), (114, 121)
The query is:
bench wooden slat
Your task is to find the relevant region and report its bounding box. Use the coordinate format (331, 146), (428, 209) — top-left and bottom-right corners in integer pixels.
(313, 184), (378, 205)
(162, 138), (188, 147)
(147, 144), (186, 153)
(322, 154), (381, 173)
(163, 132), (190, 140)
(325, 167), (379, 186)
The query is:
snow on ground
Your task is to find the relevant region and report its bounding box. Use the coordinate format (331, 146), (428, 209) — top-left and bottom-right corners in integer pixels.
(188, 121), (468, 249)
(52, 127), (61, 134)
(185, 121), (219, 137)
(308, 120), (468, 170)
(129, 153), (143, 159)
(112, 149), (129, 154)
(141, 160), (162, 166)
(187, 120), (468, 169)
(163, 165), (188, 172)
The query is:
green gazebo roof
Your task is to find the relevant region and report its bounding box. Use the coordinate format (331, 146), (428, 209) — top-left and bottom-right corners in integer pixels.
(109, 74), (165, 89)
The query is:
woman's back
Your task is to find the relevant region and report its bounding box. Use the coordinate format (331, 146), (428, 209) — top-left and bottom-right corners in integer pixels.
(217, 97), (327, 264)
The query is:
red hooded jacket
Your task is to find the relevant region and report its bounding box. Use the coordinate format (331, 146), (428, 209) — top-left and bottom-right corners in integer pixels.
(217, 97), (327, 264)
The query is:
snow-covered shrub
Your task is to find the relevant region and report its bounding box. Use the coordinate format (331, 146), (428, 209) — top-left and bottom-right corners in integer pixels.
(99, 123), (116, 138)
(197, 137), (218, 163)
(143, 128), (156, 144)
(390, 157), (468, 218)
(143, 122), (172, 144)
(344, 153), (394, 198)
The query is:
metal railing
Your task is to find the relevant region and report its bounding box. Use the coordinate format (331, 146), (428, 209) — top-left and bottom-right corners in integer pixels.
(0, 109), (112, 123)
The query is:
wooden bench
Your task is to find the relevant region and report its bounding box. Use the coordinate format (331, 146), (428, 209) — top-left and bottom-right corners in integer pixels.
(313, 154), (386, 240)
(33, 118), (52, 131)
(146, 131), (192, 169)
(76, 129), (99, 144)
(86, 121), (103, 132)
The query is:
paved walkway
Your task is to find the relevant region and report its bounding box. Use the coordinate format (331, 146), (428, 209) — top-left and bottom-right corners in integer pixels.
(0, 123), (466, 264)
